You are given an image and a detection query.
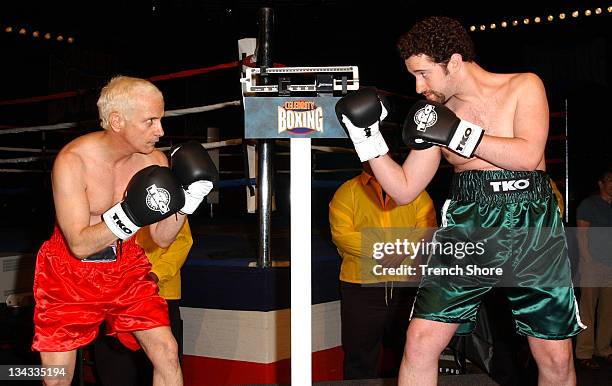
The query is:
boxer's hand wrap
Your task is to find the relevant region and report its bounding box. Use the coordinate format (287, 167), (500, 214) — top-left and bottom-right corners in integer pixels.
(335, 88), (390, 162)
(181, 180), (214, 215)
(170, 141), (219, 215)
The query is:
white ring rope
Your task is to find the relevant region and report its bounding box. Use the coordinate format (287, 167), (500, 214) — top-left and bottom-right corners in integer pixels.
(0, 169), (46, 173)
(0, 147), (58, 153)
(163, 100), (241, 118)
(0, 94), (357, 168)
(0, 100), (241, 135)
(0, 156), (45, 164)
(1, 121), (79, 135)
(157, 138), (243, 152)
(0, 139), (358, 165)
(0, 138), (244, 164)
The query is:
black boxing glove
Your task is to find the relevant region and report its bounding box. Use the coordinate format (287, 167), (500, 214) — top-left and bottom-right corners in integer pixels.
(170, 141), (219, 214)
(335, 88), (389, 162)
(402, 115), (434, 151)
(103, 165), (185, 240)
(404, 100), (484, 157)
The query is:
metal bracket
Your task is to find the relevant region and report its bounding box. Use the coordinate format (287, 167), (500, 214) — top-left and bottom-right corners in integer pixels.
(241, 66), (359, 95)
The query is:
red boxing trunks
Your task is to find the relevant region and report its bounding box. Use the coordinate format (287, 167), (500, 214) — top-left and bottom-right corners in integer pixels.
(32, 226), (169, 352)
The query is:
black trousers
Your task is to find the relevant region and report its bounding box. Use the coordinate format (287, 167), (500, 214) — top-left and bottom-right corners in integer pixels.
(340, 281), (415, 380)
(93, 299), (183, 386)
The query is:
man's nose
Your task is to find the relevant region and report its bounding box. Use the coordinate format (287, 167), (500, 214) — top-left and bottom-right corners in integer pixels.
(155, 122), (164, 137)
(415, 79), (427, 95)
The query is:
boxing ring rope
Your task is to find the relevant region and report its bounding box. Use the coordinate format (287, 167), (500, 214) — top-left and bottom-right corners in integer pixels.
(0, 61), (244, 107)
(0, 139), (358, 166)
(0, 100), (241, 136)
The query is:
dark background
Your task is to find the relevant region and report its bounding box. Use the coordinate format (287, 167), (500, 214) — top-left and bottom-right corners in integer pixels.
(0, 0), (610, 235)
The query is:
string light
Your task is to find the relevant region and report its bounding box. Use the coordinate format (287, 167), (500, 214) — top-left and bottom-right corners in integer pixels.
(470, 5), (609, 33)
(1, 21), (75, 44)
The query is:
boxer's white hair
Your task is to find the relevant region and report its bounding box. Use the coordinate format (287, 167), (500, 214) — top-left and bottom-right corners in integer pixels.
(97, 76), (163, 130)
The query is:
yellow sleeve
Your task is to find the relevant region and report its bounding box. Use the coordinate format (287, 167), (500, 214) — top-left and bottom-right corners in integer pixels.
(143, 220), (193, 285)
(414, 191), (437, 228)
(329, 182), (362, 258)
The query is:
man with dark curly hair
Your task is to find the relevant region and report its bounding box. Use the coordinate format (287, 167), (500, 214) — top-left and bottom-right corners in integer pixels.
(335, 16), (583, 385)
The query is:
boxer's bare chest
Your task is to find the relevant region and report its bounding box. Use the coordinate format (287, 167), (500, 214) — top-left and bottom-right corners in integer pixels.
(85, 159), (151, 217)
(442, 83), (518, 168)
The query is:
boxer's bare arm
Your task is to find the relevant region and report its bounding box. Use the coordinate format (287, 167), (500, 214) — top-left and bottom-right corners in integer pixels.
(52, 151), (118, 258)
(369, 146), (441, 205)
(147, 150), (187, 248)
(149, 213), (187, 248)
(473, 73), (549, 171)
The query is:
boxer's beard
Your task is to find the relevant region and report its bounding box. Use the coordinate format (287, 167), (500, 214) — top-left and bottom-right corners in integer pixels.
(423, 90), (446, 103)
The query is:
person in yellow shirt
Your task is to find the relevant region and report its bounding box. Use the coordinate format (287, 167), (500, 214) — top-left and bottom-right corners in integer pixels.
(550, 178), (565, 217)
(329, 162), (437, 380)
(94, 220), (193, 385)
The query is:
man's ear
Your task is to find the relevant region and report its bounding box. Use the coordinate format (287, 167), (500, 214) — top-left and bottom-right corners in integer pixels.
(447, 53), (463, 74)
(109, 112), (124, 132)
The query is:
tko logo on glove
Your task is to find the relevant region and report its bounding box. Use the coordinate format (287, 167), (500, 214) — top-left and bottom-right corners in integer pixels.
(111, 213), (133, 235)
(456, 128), (473, 153)
(413, 104), (437, 132)
(488, 179), (532, 193)
(145, 184), (171, 214)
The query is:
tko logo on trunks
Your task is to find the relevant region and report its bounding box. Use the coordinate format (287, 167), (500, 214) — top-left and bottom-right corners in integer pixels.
(413, 104), (437, 132)
(145, 184), (171, 214)
(488, 178), (532, 193)
(278, 100), (323, 134)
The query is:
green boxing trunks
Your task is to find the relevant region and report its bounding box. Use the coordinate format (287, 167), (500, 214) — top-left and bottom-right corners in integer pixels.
(411, 170), (585, 339)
